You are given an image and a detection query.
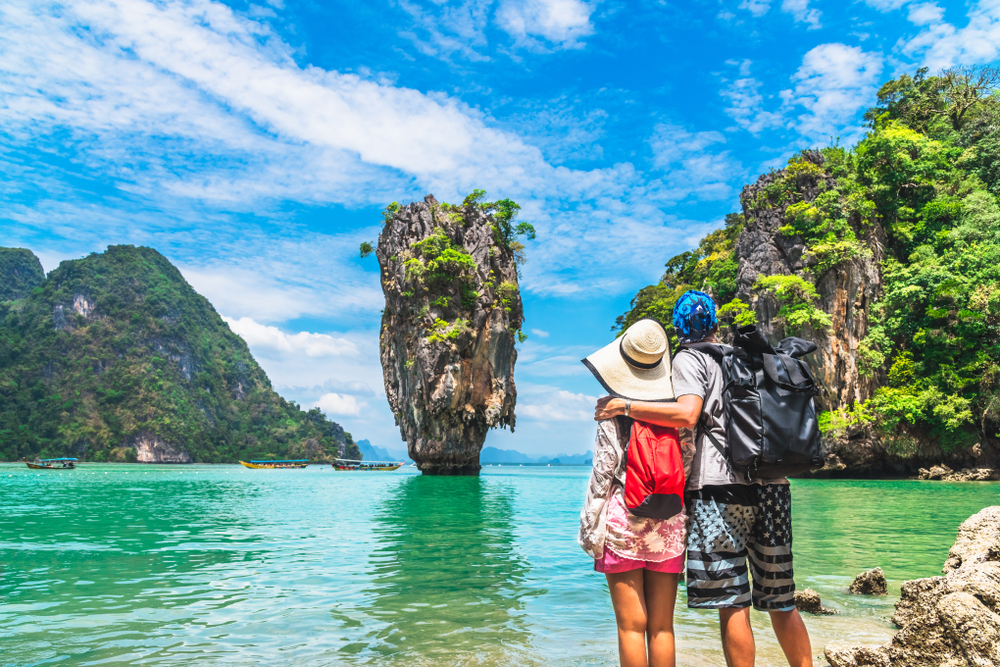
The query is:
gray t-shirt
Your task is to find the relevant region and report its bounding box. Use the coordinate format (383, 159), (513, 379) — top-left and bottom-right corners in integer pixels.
(672, 346), (746, 491)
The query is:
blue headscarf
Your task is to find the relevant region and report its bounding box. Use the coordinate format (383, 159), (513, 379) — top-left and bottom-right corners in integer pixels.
(672, 290), (718, 344)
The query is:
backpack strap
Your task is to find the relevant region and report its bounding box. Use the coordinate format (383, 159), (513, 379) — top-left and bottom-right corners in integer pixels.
(701, 419), (730, 462)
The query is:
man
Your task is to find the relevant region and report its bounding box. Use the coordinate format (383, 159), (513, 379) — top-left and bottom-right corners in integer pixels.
(594, 290), (812, 667)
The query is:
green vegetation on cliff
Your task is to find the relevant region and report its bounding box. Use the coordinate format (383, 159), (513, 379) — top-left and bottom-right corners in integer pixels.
(0, 245), (360, 463)
(619, 65), (1000, 451)
(0, 248), (44, 302)
(613, 212), (749, 346)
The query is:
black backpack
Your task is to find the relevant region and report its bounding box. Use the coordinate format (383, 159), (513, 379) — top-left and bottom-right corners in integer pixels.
(687, 325), (824, 479)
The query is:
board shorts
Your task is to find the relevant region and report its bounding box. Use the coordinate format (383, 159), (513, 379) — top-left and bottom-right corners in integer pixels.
(684, 483), (796, 611)
(594, 547), (685, 574)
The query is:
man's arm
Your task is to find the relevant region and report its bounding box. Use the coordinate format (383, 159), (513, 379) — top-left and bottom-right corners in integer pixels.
(593, 395), (703, 428)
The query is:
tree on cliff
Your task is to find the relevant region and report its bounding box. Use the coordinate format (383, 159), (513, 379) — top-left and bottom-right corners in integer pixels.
(0, 245), (360, 463)
(618, 66), (1000, 459)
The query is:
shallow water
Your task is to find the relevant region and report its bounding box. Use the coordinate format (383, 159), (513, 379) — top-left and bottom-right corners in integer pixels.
(1, 463), (997, 666)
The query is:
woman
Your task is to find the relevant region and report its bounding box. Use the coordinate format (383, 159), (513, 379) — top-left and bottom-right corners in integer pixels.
(578, 318), (688, 667)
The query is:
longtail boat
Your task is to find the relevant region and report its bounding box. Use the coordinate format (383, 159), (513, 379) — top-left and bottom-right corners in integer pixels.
(239, 459), (309, 469)
(24, 457), (78, 470)
(332, 458), (403, 471)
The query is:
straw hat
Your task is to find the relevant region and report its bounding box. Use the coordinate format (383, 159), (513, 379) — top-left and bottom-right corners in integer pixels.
(581, 318), (675, 402)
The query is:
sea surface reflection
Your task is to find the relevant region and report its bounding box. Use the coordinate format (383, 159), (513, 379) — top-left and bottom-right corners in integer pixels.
(1, 463), (997, 666)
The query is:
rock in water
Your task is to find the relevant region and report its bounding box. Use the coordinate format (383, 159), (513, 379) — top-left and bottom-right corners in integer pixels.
(376, 195), (523, 475)
(795, 588), (837, 615)
(826, 506), (1000, 667)
(850, 567), (889, 595)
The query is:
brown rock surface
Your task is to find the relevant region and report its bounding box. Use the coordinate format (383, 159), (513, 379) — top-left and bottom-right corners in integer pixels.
(849, 567), (888, 595)
(795, 588), (837, 615)
(825, 506), (1000, 667)
(376, 195), (522, 475)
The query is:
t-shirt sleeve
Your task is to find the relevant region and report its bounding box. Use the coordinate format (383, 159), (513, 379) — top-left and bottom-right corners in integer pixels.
(672, 349), (709, 399)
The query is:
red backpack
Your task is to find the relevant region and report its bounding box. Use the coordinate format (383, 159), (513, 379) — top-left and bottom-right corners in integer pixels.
(623, 421), (685, 520)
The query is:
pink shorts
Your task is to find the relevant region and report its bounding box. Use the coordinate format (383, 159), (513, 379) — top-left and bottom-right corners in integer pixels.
(594, 547), (685, 574)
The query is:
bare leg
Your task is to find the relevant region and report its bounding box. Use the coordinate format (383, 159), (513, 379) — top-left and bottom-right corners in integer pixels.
(719, 607), (755, 667)
(643, 571), (679, 667)
(607, 569), (649, 667)
(769, 609), (812, 667)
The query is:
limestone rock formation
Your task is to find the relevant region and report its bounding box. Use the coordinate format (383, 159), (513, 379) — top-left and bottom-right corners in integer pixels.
(795, 588), (837, 615)
(737, 150), (886, 420)
(826, 506), (1000, 667)
(0, 245), (359, 463)
(736, 152), (999, 476)
(918, 464), (1000, 482)
(376, 195), (523, 475)
(850, 567), (889, 595)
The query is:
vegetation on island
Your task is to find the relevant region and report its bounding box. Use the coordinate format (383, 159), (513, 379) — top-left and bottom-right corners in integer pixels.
(362, 190), (534, 345)
(618, 64), (1000, 453)
(0, 245), (361, 463)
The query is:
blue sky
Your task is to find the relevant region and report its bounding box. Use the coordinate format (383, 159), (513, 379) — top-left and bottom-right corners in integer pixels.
(3, 0), (999, 457)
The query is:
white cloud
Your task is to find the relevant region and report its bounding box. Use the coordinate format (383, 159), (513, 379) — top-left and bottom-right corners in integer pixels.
(862, 0), (909, 10)
(649, 124), (742, 201)
(739, 0), (771, 17)
(517, 389), (598, 421)
(907, 2), (944, 25)
(781, 43), (883, 140)
(720, 64), (786, 134)
(497, 0), (595, 48)
(396, 0), (493, 62)
(781, 0), (822, 28)
(901, 0), (1000, 69)
(223, 317), (359, 357)
(314, 392), (364, 416)
(530, 328), (550, 338)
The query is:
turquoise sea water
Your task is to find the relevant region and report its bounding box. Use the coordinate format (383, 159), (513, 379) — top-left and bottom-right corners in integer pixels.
(1, 463), (997, 666)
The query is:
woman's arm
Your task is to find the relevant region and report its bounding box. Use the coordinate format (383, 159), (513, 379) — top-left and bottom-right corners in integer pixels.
(593, 395), (703, 428)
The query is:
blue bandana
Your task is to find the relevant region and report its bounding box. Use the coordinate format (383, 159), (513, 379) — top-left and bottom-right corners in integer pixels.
(672, 290), (718, 344)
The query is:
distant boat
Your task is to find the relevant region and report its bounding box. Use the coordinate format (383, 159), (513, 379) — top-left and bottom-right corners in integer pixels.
(23, 457), (78, 470)
(332, 458), (403, 471)
(239, 460), (308, 469)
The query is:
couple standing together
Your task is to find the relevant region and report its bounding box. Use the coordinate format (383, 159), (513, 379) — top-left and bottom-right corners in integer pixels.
(578, 290), (813, 667)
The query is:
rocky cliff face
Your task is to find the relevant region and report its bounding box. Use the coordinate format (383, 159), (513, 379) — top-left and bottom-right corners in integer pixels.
(735, 152), (994, 475)
(376, 195), (522, 475)
(826, 506), (1000, 667)
(737, 150), (886, 416)
(0, 247), (45, 302)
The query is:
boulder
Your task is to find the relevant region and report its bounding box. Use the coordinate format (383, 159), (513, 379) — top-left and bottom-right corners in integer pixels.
(375, 195), (523, 475)
(795, 588), (837, 615)
(825, 506), (1000, 667)
(849, 567), (888, 595)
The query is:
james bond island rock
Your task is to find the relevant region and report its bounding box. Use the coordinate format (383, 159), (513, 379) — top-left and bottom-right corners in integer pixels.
(0, 245), (360, 463)
(0, 247), (45, 302)
(825, 506), (1000, 667)
(374, 193), (530, 475)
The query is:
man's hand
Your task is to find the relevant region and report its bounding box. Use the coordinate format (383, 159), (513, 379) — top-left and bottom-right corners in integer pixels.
(594, 396), (625, 421)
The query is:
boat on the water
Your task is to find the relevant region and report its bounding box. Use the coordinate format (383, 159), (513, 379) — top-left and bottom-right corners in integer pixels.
(332, 458), (403, 471)
(23, 457), (78, 470)
(239, 459), (309, 469)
